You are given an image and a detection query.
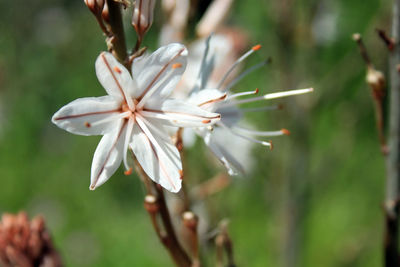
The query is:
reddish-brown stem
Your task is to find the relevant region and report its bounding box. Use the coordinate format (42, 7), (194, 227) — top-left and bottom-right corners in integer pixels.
(377, 28), (396, 51)
(154, 184), (192, 267)
(105, 0), (128, 64)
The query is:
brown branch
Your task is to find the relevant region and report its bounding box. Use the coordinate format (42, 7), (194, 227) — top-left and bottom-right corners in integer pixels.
(154, 184), (192, 267)
(353, 33), (388, 155)
(353, 33), (372, 67)
(376, 28), (395, 51)
(385, 1), (400, 266)
(105, 0), (128, 65)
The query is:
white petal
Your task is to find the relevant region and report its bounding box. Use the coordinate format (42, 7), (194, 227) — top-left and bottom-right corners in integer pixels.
(141, 99), (221, 127)
(52, 96), (122, 136)
(188, 88), (226, 109)
(131, 43), (188, 99)
(130, 119), (182, 193)
(215, 105), (242, 127)
(95, 52), (136, 103)
(201, 129), (245, 175)
(90, 120), (127, 190)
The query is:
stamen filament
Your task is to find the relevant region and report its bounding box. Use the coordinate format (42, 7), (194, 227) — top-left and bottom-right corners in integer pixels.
(139, 110), (218, 126)
(219, 88), (313, 107)
(232, 126), (289, 137)
(223, 58), (271, 92)
(226, 88), (259, 100)
(216, 45), (260, 89)
(123, 117), (134, 172)
(219, 123), (272, 149)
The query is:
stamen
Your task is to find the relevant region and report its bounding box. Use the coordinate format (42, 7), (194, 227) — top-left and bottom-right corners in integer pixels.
(219, 88), (313, 107)
(219, 123), (272, 149)
(172, 63), (182, 69)
(252, 44), (262, 51)
(84, 111), (132, 128)
(263, 88), (314, 100)
(114, 66), (122, 73)
(198, 93), (227, 107)
(123, 117), (134, 172)
(223, 58), (271, 92)
(232, 126), (289, 137)
(140, 109), (220, 123)
(226, 88), (259, 100)
(281, 128), (290, 135)
(124, 167), (133, 175)
(216, 45), (261, 89)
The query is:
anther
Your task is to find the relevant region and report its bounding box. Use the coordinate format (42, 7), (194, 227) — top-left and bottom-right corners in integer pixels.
(179, 170), (184, 179)
(114, 66), (122, 73)
(281, 129), (290, 136)
(124, 167), (133, 175)
(252, 44), (262, 51)
(268, 140), (274, 150)
(172, 63), (182, 69)
(202, 119), (211, 124)
(84, 122), (91, 128)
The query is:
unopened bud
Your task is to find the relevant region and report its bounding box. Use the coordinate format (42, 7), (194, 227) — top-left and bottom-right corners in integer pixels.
(84, 0), (105, 16)
(102, 2), (110, 24)
(367, 66), (385, 94)
(132, 0), (156, 38)
(182, 211), (198, 231)
(144, 195), (159, 214)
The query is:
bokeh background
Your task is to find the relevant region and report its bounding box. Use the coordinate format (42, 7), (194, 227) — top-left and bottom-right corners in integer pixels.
(0, 0), (392, 266)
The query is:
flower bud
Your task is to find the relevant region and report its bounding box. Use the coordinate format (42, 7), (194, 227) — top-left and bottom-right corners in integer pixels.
(84, 0), (105, 16)
(366, 66), (385, 99)
(132, 0), (156, 37)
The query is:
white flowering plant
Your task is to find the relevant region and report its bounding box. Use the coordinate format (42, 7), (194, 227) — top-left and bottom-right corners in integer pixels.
(50, 0), (313, 266)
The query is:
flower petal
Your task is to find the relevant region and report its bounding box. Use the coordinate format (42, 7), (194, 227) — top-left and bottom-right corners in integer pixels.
(141, 99), (221, 127)
(188, 88), (227, 108)
(131, 43), (187, 99)
(95, 52), (136, 102)
(52, 96), (122, 136)
(90, 120), (127, 190)
(131, 117), (182, 193)
(201, 129), (245, 175)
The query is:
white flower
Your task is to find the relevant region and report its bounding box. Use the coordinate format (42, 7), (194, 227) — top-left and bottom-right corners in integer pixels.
(186, 37), (313, 175)
(52, 43), (221, 193)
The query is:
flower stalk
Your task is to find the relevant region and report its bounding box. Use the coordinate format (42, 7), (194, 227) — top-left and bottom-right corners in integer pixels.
(105, 0), (128, 64)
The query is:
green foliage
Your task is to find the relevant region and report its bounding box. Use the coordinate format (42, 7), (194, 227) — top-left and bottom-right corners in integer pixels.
(0, 0), (392, 266)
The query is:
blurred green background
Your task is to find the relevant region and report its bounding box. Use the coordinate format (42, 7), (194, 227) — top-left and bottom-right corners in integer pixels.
(0, 0), (392, 266)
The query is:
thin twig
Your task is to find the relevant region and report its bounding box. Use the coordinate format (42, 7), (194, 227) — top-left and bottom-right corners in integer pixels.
(376, 28), (395, 51)
(154, 184), (192, 267)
